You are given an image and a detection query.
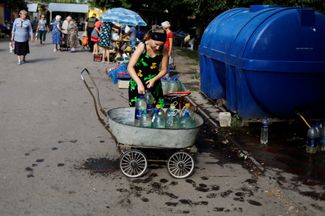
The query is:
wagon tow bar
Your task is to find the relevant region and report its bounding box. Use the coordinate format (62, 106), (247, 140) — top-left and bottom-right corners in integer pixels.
(80, 68), (118, 144)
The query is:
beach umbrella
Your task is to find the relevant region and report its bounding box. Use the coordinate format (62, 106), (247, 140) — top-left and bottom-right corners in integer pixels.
(100, 7), (147, 26)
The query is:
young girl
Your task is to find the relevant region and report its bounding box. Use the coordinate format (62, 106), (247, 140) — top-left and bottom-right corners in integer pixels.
(127, 25), (169, 107)
(91, 20), (101, 55)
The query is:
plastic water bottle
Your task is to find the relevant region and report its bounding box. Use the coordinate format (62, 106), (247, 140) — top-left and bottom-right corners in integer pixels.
(319, 122), (325, 151)
(152, 104), (166, 128)
(134, 96), (146, 126)
(180, 103), (193, 118)
(140, 110), (152, 128)
(260, 118), (269, 145)
(145, 90), (155, 110)
(306, 126), (318, 154)
(180, 111), (195, 128)
(168, 77), (181, 93)
(166, 105), (180, 128)
(314, 124), (322, 151)
(161, 77), (169, 95)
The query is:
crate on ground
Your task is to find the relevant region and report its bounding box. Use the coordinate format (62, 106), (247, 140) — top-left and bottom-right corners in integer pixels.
(218, 112), (231, 127)
(118, 79), (130, 89)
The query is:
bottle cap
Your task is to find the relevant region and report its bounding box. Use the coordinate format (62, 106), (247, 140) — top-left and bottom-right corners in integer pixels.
(185, 103), (190, 108)
(156, 104), (161, 108)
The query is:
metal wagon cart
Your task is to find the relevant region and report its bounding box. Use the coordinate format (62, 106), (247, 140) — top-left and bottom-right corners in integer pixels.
(81, 68), (204, 179)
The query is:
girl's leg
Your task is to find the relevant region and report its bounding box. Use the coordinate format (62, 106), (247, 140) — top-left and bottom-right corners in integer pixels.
(92, 44), (95, 54)
(101, 47), (106, 62)
(106, 49), (110, 62)
(95, 44), (99, 55)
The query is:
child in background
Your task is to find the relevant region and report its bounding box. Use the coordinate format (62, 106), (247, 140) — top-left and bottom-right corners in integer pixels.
(91, 20), (101, 55)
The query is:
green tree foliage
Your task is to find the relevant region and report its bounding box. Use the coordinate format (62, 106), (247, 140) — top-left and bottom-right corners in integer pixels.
(87, 0), (324, 31)
(3, 0), (26, 12)
(87, 0), (131, 9)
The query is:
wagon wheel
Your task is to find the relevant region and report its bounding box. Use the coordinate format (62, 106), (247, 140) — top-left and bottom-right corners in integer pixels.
(120, 150), (147, 178)
(167, 152), (194, 179)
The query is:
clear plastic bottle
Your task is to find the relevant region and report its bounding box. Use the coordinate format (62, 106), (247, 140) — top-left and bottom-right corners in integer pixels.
(134, 96), (147, 126)
(180, 103), (193, 118)
(145, 90), (155, 109)
(152, 104), (166, 128)
(180, 111), (196, 128)
(140, 110), (152, 128)
(260, 118), (269, 145)
(320, 123), (325, 151)
(306, 126), (318, 154)
(168, 77), (181, 93)
(314, 124), (321, 152)
(161, 77), (169, 95)
(166, 105), (180, 129)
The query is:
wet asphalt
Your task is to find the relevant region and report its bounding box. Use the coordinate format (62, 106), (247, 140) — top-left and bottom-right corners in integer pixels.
(0, 38), (324, 216)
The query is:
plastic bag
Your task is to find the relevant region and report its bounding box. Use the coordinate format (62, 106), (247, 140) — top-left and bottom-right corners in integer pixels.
(9, 41), (14, 53)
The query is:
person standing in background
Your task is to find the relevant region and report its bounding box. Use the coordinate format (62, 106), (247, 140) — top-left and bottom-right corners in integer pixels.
(91, 20), (101, 56)
(36, 14), (48, 45)
(127, 25), (137, 50)
(68, 19), (79, 52)
(98, 21), (111, 63)
(161, 21), (174, 77)
(161, 21), (173, 57)
(61, 16), (72, 49)
(11, 10), (33, 65)
(51, 15), (62, 52)
(84, 14), (98, 52)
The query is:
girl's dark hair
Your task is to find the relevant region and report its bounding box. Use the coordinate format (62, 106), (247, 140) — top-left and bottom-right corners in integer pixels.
(143, 25), (166, 42)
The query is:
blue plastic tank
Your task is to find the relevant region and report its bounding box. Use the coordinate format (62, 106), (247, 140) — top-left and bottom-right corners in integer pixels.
(199, 5), (325, 119)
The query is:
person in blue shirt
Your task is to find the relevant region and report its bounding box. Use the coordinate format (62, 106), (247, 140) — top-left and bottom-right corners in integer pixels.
(129, 26), (137, 50)
(11, 10), (33, 65)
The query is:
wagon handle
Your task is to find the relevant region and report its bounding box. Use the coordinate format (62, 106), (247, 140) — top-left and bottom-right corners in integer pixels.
(81, 68), (107, 118)
(81, 68), (119, 145)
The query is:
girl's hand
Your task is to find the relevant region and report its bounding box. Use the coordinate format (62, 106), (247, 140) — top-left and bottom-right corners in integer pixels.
(137, 83), (145, 95)
(145, 79), (155, 89)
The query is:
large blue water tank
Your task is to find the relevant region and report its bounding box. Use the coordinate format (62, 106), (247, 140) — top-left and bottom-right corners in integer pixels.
(199, 5), (325, 119)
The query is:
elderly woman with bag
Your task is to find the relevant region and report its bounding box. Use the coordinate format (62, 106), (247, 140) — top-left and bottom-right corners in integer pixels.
(11, 10), (33, 65)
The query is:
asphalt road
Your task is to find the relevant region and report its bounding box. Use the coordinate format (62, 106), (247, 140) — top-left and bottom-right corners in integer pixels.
(0, 38), (323, 216)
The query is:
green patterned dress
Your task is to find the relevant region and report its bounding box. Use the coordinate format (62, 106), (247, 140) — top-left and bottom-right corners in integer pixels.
(128, 44), (164, 107)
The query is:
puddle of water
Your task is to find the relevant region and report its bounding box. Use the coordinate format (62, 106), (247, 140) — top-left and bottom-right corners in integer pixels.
(77, 157), (119, 175)
(231, 122), (325, 186)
